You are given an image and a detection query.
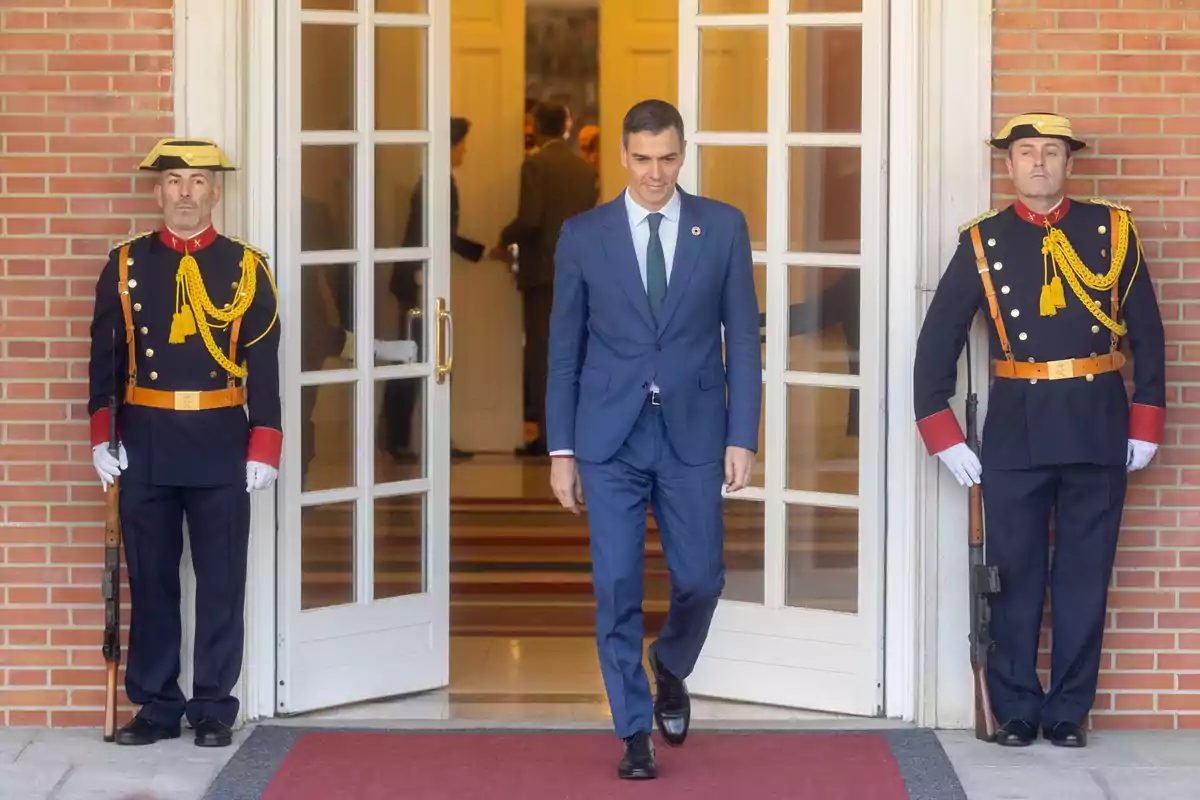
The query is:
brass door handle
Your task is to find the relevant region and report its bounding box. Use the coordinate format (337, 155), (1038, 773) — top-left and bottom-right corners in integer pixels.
(405, 306), (422, 342)
(434, 296), (453, 384)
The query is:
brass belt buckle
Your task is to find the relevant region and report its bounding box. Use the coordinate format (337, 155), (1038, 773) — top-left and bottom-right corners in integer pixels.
(174, 391), (201, 411)
(1046, 359), (1075, 380)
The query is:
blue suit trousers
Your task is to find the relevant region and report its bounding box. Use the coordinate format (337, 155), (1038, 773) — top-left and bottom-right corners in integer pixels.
(577, 399), (726, 738)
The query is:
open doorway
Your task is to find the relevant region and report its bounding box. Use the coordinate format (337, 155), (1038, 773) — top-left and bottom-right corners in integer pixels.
(437, 0), (673, 710)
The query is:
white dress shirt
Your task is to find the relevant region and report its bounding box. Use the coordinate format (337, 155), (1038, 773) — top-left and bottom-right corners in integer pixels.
(549, 188), (681, 458)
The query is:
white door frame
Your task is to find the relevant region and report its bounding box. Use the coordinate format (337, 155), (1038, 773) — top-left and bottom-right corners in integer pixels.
(174, 0), (993, 727)
(885, 0), (995, 728)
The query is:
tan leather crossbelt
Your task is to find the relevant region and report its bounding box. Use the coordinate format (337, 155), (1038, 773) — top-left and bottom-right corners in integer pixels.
(968, 208), (1124, 383)
(125, 385), (246, 411)
(992, 351), (1125, 381)
(117, 241), (245, 411)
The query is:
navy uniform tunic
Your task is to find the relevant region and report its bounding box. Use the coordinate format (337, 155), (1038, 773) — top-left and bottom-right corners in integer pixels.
(913, 197), (1166, 731)
(87, 226), (281, 730)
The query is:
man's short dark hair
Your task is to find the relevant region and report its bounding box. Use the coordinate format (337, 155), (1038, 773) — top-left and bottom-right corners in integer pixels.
(534, 103), (569, 139)
(622, 100), (685, 148)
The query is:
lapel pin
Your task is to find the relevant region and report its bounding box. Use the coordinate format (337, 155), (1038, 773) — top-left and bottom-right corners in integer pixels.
(691, 226), (701, 236)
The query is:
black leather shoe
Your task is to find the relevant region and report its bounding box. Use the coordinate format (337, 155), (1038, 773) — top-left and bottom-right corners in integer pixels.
(648, 641), (690, 747)
(114, 716), (180, 746)
(994, 719), (1037, 747)
(1043, 721), (1087, 748)
(194, 719), (233, 748)
(618, 731), (656, 780)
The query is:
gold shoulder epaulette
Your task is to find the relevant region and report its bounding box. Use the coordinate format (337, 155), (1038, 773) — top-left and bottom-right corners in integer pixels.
(229, 236), (270, 264)
(1087, 197), (1132, 213)
(958, 209), (999, 233)
(111, 230), (154, 251)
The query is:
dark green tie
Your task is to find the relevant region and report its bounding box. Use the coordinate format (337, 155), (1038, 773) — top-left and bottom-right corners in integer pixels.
(646, 212), (667, 318)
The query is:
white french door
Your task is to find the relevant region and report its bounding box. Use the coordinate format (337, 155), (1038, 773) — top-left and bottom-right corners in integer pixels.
(678, 0), (886, 715)
(275, 0), (453, 714)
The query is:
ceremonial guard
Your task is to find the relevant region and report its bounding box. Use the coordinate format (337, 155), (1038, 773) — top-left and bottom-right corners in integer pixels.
(87, 139), (281, 747)
(913, 114), (1166, 748)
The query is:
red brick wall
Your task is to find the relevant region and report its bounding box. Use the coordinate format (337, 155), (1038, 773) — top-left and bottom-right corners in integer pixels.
(993, 1), (1200, 730)
(0, 1), (173, 727)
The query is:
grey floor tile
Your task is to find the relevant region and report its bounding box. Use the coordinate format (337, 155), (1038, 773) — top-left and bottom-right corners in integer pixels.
(952, 765), (1107, 800)
(1095, 767), (1200, 800)
(52, 763), (219, 800)
(0, 761), (71, 797)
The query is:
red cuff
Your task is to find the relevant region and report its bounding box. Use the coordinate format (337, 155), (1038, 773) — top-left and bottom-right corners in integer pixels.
(1129, 403), (1165, 445)
(248, 427), (283, 468)
(916, 408), (966, 455)
(90, 408), (122, 448)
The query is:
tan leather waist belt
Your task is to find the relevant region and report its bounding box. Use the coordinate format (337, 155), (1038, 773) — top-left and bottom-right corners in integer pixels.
(993, 351), (1125, 381)
(125, 385), (246, 411)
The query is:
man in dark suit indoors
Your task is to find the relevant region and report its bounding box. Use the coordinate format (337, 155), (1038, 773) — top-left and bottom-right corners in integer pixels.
(492, 102), (599, 456)
(380, 117), (483, 461)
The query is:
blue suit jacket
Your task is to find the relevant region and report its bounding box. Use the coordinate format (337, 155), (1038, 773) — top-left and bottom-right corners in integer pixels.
(545, 188), (762, 465)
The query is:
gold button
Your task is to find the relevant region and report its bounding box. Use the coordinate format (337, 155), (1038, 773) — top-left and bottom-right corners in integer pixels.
(134, 302), (142, 311)
(126, 258), (134, 266)
(1011, 309), (1020, 318)
(145, 348), (154, 357)
(1019, 332), (1028, 341)
(140, 326), (148, 335)
(1092, 325), (1100, 333)
(128, 278), (137, 288)
(993, 262), (1003, 270)
(1101, 249), (1107, 257)
(1091, 352), (1097, 358)
(1099, 225), (1107, 234)
(209, 371), (218, 379)
(987, 238), (996, 247)
(1086, 374), (1094, 382)
(150, 371), (158, 380)
(231, 281), (239, 290)
(1001, 286), (1010, 294)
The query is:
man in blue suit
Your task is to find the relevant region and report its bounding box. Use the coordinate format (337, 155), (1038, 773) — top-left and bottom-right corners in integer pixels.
(546, 99), (762, 780)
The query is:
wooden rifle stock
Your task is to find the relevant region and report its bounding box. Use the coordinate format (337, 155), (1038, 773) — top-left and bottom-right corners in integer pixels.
(965, 342), (1000, 742)
(102, 361), (123, 741)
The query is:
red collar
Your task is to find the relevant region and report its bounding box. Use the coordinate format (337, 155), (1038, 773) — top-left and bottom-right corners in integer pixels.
(159, 225), (218, 253)
(1014, 197), (1070, 227)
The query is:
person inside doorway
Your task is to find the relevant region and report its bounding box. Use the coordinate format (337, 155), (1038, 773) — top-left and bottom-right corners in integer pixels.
(491, 102), (599, 457)
(380, 117), (482, 461)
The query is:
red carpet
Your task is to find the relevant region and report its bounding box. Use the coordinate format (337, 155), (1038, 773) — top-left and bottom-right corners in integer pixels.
(258, 731), (911, 799)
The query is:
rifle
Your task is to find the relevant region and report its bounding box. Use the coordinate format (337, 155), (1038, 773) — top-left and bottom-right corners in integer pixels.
(966, 339), (1000, 742)
(102, 330), (123, 742)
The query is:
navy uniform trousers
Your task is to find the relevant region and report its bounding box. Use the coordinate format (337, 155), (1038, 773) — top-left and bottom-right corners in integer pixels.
(577, 398), (726, 739)
(120, 479), (251, 729)
(983, 463), (1127, 728)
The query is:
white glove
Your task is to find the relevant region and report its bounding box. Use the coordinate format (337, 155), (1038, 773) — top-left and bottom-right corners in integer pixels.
(935, 442), (982, 487)
(374, 339), (418, 364)
(1127, 439), (1157, 472)
(92, 442), (127, 491)
(246, 461), (278, 492)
